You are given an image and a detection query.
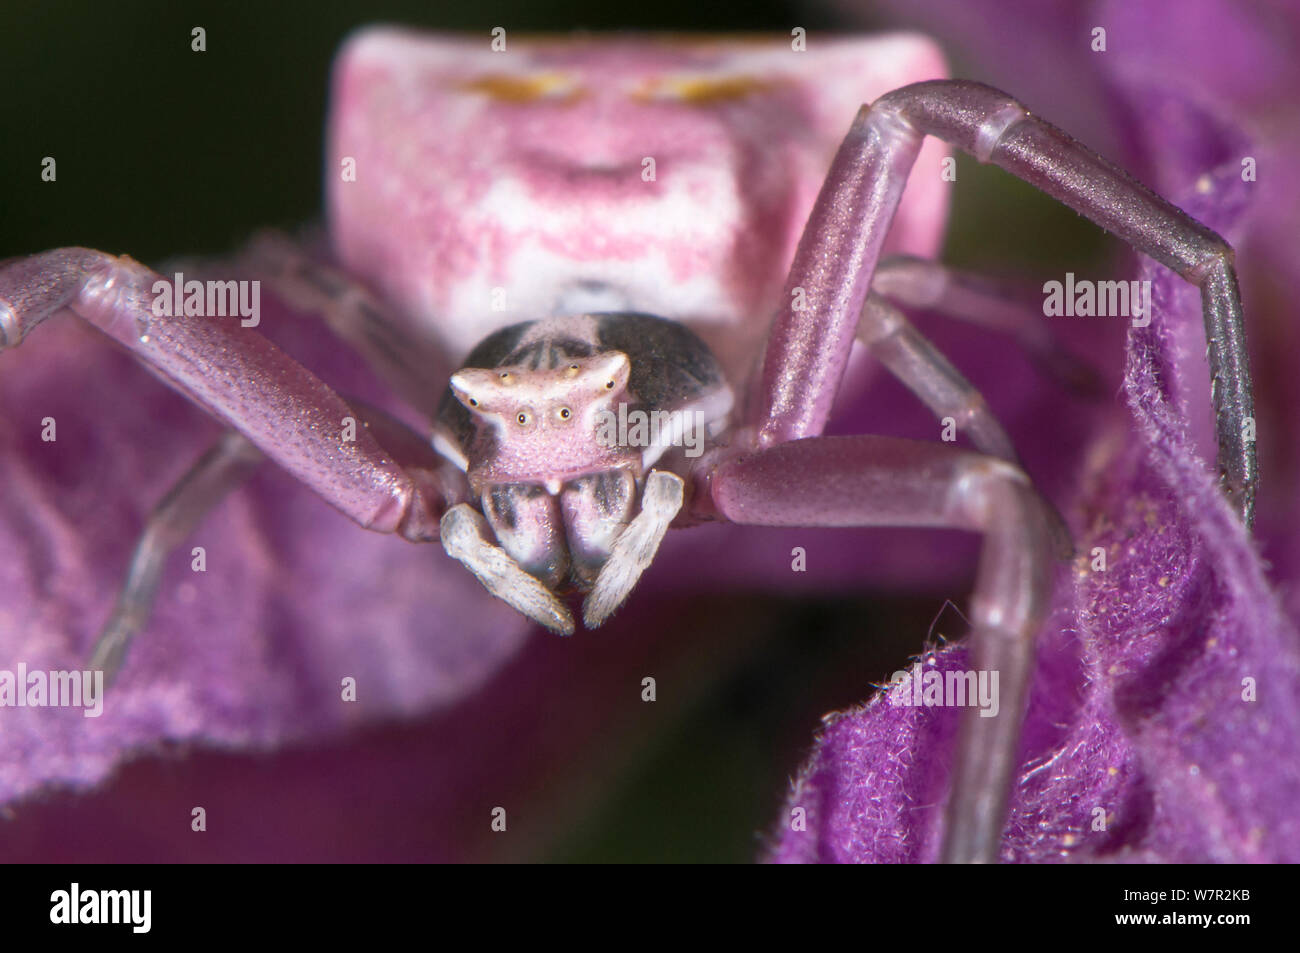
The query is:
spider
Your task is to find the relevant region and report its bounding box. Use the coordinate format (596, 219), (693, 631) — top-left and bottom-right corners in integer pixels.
(0, 28), (1254, 863)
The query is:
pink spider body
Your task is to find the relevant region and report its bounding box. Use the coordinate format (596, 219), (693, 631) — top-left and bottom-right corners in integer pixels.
(327, 29), (950, 373)
(437, 313), (731, 593)
(325, 30), (952, 630)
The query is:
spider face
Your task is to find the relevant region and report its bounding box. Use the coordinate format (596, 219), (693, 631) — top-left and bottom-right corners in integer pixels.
(436, 311), (732, 595)
(448, 347), (635, 492)
(446, 338), (638, 589)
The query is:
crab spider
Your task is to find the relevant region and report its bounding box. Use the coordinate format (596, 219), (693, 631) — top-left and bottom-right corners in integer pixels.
(0, 30), (1253, 864)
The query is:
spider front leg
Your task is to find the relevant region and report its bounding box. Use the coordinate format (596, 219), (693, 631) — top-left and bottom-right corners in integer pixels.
(0, 248), (454, 538)
(0, 249), (463, 674)
(855, 292), (1073, 557)
(702, 437), (1054, 864)
(762, 79), (1255, 524)
(722, 78), (1260, 863)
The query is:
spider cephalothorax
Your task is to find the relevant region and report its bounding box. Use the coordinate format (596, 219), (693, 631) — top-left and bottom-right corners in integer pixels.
(446, 346), (639, 590)
(434, 312), (732, 615)
(448, 346), (637, 491)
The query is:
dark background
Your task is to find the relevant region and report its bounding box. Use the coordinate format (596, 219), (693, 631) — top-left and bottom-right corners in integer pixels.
(0, 0), (1100, 268)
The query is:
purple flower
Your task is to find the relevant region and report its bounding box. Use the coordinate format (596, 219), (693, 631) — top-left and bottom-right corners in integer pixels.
(3, 1), (1297, 862)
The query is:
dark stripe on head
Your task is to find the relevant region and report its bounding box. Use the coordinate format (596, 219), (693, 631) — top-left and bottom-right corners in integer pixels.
(595, 313), (724, 409)
(503, 336), (596, 370)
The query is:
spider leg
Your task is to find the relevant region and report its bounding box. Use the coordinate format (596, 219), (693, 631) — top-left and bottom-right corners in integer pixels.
(857, 291), (1018, 464)
(702, 436), (1055, 863)
(857, 292), (1073, 557)
(441, 503), (575, 635)
(0, 249), (454, 542)
(583, 470), (684, 627)
(89, 395), (452, 681)
(88, 431), (262, 684)
(873, 256), (1103, 396)
(238, 231), (450, 418)
(759, 80), (1254, 525)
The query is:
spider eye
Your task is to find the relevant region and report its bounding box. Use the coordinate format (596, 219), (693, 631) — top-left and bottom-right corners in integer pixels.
(557, 407), (571, 421)
(605, 380), (615, 389)
(468, 397), (479, 407)
(516, 410), (532, 427)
